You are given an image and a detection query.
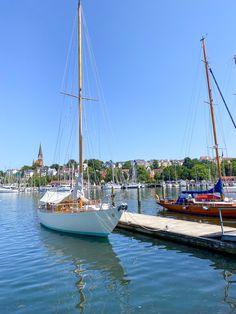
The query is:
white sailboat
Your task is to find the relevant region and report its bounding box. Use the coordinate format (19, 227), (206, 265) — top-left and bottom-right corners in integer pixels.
(0, 185), (19, 193)
(38, 1), (127, 237)
(121, 161), (144, 189)
(102, 163), (122, 190)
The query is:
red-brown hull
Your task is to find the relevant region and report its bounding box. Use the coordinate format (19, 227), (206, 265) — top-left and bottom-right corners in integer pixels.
(158, 200), (236, 218)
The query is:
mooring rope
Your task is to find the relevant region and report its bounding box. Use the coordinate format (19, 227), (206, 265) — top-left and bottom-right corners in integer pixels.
(121, 211), (164, 233)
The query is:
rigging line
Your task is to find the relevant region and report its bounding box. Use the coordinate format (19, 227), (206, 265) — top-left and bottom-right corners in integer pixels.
(222, 56), (233, 95)
(53, 96), (70, 165)
(62, 23), (78, 166)
(209, 67), (236, 130)
(82, 8), (115, 161)
(211, 85), (228, 158)
(63, 41), (78, 165)
(64, 108), (77, 165)
(81, 9), (100, 161)
(82, 59), (100, 187)
(57, 96), (74, 166)
(203, 93), (210, 156)
(180, 45), (202, 157)
(53, 108), (63, 164)
(185, 76), (203, 157)
(185, 73), (203, 158)
(60, 11), (77, 92)
(53, 13), (77, 166)
(83, 58), (94, 163)
(206, 103), (216, 181)
(181, 45), (202, 158)
(83, 30), (98, 161)
(83, 39), (100, 163)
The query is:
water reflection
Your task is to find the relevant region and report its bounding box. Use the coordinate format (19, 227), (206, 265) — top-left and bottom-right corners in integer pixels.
(223, 270), (236, 312)
(119, 229), (236, 312)
(36, 189), (236, 313)
(1, 191), (236, 313)
(39, 228), (128, 312)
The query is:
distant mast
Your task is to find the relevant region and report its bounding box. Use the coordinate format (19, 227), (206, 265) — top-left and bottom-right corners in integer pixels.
(201, 37), (223, 199)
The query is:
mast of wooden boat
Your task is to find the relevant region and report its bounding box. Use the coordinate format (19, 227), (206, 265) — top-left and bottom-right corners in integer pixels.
(201, 37), (224, 200)
(78, 0), (83, 193)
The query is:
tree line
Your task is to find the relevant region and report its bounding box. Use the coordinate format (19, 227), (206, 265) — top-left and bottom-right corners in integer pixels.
(1, 157), (236, 186)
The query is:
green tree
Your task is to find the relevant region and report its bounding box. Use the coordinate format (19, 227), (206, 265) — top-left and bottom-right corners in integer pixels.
(67, 159), (78, 169)
(83, 165), (102, 185)
(104, 168), (112, 183)
(86, 159), (104, 171)
(137, 165), (149, 182)
(179, 166), (190, 180)
(122, 170), (129, 181)
(154, 171), (161, 181)
(162, 166), (175, 181)
(182, 157), (200, 169)
(231, 160), (236, 176)
(50, 163), (60, 171)
(21, 165), (33, 172)
(122, 161), (131, 169)
(182, 157), (193, 169)
(89, 169), (102, 185)
(152, 160), (159, 169)
(32, 174), (50, 187)
(190, 164), (209, 180)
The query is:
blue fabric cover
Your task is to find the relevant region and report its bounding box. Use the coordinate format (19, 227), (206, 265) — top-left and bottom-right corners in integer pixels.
(175, 179), (223, 205)
(181, 178), (223, 196)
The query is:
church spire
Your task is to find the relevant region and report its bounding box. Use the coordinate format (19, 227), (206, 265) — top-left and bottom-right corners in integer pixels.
(38, 143), (43, 160)
(36, 143), (44, 167)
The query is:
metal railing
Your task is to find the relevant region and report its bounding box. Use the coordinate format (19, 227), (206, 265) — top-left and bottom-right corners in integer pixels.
(218, 208), (236, 242)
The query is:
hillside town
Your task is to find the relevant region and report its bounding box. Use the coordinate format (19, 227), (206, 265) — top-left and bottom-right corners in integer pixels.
(1, 144), (236, 189)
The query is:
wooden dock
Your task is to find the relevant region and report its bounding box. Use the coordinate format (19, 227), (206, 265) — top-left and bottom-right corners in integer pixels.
(117, 212), (236, 256)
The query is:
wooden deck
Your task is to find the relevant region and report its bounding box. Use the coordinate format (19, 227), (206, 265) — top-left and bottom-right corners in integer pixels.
(117, 212), (236, 256)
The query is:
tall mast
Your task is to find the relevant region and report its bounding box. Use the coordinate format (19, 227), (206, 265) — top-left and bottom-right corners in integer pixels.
(78, 1), (83, 180)
(201, 37), (223, 197)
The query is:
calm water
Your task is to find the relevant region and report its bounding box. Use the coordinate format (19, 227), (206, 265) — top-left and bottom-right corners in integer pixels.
(0, 190), (236, 314)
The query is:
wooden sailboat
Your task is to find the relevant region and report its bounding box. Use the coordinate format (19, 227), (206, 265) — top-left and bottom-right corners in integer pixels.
(38, 1), (127, 236)
(157, 38), (236, 218)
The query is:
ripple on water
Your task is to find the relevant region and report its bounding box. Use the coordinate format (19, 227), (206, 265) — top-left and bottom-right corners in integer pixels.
(0, 194), (236, 313)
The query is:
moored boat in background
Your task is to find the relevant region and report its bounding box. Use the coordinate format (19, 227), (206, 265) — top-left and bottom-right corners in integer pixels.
(157, 38), (236, 218)
(0, 185), (19, 193)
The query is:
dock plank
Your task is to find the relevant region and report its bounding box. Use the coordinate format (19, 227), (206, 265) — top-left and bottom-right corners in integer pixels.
(117, 212), (236, 256)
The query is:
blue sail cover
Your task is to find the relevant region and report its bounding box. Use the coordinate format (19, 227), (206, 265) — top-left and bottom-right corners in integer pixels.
(182, 178), (223, 196)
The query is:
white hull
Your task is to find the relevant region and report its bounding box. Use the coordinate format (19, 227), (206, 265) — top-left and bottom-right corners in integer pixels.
(224, 186), (236, 193)
(102, 183), (122, 190)
(0, 187), (19, 193)
(122, 183), (144, 189)
(37, 206), (123, 237)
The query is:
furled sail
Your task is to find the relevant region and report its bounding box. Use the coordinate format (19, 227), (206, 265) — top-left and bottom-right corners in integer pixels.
(72, 173), (84, 199)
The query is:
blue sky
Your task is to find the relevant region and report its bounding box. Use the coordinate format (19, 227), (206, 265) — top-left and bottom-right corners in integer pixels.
(0, 0), (236, 170)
